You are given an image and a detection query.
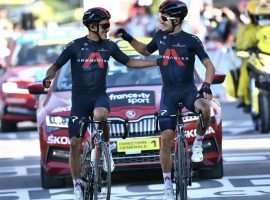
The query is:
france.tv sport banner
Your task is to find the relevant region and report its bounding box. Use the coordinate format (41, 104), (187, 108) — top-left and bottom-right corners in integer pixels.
(108, 91), (155, 107)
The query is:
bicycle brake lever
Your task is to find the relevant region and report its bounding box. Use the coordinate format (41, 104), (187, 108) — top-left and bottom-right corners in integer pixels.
(79, 117), (86, 137)
(122, 119), (129, 139)
(154, 112), (159, 134)
(198, 111), (206, 131)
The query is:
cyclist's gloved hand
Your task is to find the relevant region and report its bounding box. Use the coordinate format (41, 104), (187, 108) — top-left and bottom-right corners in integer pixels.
(198, 82), (213, 100)
(114, 28), (134, 42)
(156, 57), (162, 66)
(42, 76), (51, 88)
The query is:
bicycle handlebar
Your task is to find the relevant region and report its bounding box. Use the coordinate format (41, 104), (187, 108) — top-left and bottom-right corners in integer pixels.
(154, 110), (206, 133)
(79, 118), (130, 139)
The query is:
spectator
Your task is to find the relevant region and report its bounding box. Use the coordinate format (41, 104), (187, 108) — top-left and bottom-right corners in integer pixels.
(125, 4), (158, 37)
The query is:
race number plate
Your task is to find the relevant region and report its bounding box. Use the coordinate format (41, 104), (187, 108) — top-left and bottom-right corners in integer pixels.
(117, 138), (160, 153)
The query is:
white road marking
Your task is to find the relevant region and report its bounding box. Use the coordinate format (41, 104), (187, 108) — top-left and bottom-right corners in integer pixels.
(0, 150), (269, 178)
(224, 152), (270, 156)
(224, 156), (267, 162)
(251, 179), (270, 185)
(224, 174), (270, 179)
(223, 138), (270, 150)
(0, 139), (40, 159)
(0, 131), (37, 140)
(222, 120), (253, 127)
(0, 175), (270, 199)
(0, 165), (39, 177)
(1, 136), (270, 159)
(50, 188), (73, 200)
(188, 186), (270, 198)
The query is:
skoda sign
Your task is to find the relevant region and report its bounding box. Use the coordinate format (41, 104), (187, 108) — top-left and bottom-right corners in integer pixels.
(126, 110), (136, 118)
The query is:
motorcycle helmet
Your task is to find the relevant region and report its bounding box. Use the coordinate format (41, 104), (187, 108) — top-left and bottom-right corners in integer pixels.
(159, 0), (188, 20)
(247, 1), (259, 15)
(246, 1), (259, 24)
(255, 3), (270, 26)
(83, 7), (111, 26)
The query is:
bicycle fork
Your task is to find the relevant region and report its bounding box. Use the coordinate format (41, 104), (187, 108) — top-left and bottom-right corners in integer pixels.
(175, 124), (193, 185)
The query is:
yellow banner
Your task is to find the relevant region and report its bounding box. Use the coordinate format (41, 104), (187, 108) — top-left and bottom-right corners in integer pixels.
(111, 38), (158, 55)
(117, 137), (160, 153)
(0, 0), (35, 5)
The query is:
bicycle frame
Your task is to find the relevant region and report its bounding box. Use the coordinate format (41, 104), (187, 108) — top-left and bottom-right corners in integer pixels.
(154, 102), (205, 200)
(79, 117), (129, 200)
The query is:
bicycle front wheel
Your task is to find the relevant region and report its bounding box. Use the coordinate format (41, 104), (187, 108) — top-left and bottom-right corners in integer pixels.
(174, 138), (188, 200)
(93, 142), (111, 200)
(81, 140), (94, 200)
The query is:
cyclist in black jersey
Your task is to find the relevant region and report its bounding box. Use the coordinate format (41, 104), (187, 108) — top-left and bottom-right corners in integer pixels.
(43, 7), (158, 200)
(114, 1), (216, 199)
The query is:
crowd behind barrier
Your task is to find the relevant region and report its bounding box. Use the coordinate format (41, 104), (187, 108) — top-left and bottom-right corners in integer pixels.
(1, 0), (268, 103)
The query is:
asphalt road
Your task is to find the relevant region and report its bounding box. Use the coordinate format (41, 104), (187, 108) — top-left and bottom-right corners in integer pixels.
(0, 102), (270, 200)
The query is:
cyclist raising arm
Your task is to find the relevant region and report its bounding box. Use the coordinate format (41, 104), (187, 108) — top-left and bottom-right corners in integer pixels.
(43, 7), (157, 200)
(114, 1), (215, 199)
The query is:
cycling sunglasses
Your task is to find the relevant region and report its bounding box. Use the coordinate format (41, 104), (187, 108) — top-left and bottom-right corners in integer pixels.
(160, 15), (177, 22)
(99, 23), (110, 30)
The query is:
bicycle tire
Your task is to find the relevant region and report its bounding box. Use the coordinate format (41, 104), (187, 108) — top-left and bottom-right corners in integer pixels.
(93, 142), (111, 200)
(186, 150), (192, 186)
(175, 137), (188, 200)
(81, 141), (94, 200)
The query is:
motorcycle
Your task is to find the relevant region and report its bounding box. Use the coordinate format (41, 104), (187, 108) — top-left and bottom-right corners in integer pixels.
(246, 50), (270, 133)
(235, 25), (270, 134)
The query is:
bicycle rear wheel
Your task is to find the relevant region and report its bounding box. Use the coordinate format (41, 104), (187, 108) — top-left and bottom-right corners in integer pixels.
(174, 138), (188, 200)
(93, 142), (111, 200)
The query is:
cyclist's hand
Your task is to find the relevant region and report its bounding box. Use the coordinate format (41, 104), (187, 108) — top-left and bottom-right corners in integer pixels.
(198, 82), (213, 100)
(113, 28), (134, 42)
(42, 76), (52, 88)
(113, 28), (123, 38)
(156, 57), (162, 66)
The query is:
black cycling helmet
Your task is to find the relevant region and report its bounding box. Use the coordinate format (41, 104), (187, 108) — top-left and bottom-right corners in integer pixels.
(159, 0), (188, 20)
(83, 7), (111, 26)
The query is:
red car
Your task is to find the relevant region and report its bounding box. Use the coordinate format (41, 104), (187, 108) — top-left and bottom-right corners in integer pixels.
(28, 38), (225, 189)
(0, 28), (85, 132)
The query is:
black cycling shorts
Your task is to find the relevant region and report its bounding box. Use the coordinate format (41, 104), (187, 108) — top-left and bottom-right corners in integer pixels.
(68, 91), (110, 138)
(159, 84), (198, 132)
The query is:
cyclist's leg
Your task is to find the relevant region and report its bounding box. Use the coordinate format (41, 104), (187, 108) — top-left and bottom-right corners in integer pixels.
(93, 92), (114, 177)
(93, 92), (110, 142)
(184, 84), (210, 162)
(159, 90), (177, 197)
(183, 84), (211, 136)
(93, 92), (114, 173)
(69, 93), (94, 189)
(194, 100), (211, 135)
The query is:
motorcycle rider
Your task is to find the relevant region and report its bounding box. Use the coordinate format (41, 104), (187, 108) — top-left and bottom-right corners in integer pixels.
(236, 1), (270, 110)
(236, 0), (260, 109)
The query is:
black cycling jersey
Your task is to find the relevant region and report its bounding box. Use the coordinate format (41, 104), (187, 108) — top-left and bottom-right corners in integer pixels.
(147, 30), (209, 90)
(54, 36), (130, 94)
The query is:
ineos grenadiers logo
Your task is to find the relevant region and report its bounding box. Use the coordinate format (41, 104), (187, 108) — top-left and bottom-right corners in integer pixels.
(108, 91), (155, 107)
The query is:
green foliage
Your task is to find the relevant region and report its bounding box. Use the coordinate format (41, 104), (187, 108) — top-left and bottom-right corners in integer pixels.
(43, 0), (70, 12)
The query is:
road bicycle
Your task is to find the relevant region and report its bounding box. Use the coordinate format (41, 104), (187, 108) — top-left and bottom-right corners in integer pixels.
(154, 102), (205, 200)
(79, 117), (129, 200)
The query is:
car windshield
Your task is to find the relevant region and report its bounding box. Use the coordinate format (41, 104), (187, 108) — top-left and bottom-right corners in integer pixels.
(10, 43), (64, 67)
(55, 55), (201, 91)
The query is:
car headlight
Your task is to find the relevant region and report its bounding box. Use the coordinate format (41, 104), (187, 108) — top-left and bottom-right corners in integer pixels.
(46, 116), (69, 128)
(2, 82), (29, 94)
